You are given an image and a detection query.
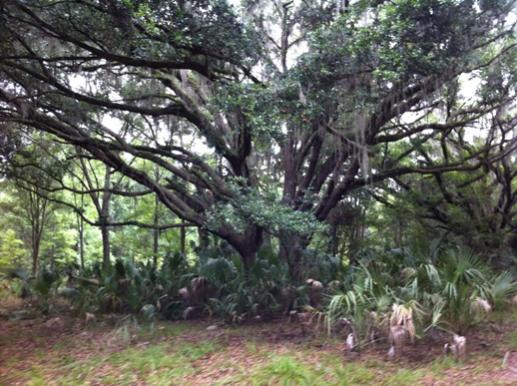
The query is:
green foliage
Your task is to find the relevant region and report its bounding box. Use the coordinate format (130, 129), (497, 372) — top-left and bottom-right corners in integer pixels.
(300, 249), (342, 284)
(4, 265), (61, 311)
(207, 184), (324, 237)
(213, 83), (283, 145)
(0, 0), (514, 341)
(328, 243), (517, 342)
(201, 253), (290, 321)
(32, 267), (60, 298)
(485, 271), (517, 311)
(71, 253), (189, 315)
(0, 229), (27, 269)
(63, 245), (318, 322)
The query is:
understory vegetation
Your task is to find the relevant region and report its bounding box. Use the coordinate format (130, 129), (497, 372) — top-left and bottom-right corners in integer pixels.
(2, 238), (516, 359)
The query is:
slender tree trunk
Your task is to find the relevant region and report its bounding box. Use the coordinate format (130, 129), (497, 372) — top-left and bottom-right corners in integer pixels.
(198, 227), (209, 251)
(241, 251), (255, 280)
(152, 195), (159, 268)
(180, 221), (186, 256)
(100, 166), (111, 271)
(79, 217), (85, 270)
(32, 238), (40, 276)
(152, 227), (159, 268)
(100, 220), (110, 271)
(29, 192), (47, 276)
(77, 214), (85, 270)
(49, 244), (56, 271)
(328, 223), (339, 255)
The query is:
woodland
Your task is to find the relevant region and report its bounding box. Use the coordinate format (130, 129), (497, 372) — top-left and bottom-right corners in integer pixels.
(0, 0), (516, 384)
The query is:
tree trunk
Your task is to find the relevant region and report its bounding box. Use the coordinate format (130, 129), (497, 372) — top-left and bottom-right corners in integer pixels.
(198, 227), (209, 251)
(241, 251), (255, 280)
(279, 232), (309, 284)
(328, 222), (339, 256)
(78, 215), (85, 270)
(152, 227), (159, 268)
(49, 244), (56, 271)
(152, 195), (159, 268)
(32, 238), (40, 276)
(100, 166), (111, 271)
(180, 221), (186, 255)
(28, 191), (47, 276)
(100, 219), (110, 271)
(234, 225), (263, 280)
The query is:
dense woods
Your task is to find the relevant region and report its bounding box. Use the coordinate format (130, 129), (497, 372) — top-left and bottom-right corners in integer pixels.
(0, 1), (516, 383)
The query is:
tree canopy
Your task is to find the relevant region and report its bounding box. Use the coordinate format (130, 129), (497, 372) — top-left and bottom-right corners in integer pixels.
(0, 0), (515, 280)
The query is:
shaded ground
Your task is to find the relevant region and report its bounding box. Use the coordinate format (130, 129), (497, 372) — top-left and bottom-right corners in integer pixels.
(1, 303), (517, 385)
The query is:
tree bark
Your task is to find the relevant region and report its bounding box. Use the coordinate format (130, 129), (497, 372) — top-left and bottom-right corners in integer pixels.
(180, 221), (186, 256)
(79, 216), (85, 270)
(328, 222), (339, 256)
(198, 227), (209, 251)
(152, 195), (160, 268)
(32, 238), (40, 276)
(100, 219), (110, 271)
(28, 191), (48, 276)
(100, 166), (112, 271)
(233, 225), (263, 279)
(76, 213), (85, 270)
(279, 232), (309, 284)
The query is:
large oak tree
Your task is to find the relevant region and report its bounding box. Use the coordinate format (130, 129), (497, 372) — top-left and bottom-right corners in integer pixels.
(0, 0), (515, 279)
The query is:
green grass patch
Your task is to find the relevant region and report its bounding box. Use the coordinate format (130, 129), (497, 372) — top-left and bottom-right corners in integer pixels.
(506, 330), (517, 349)
(221, 352), (426, 386)
(246, 355), (324, 385)
(145, 321), (191, 338)
(428, 356), (458, 375)
(53, 339), (219, 385)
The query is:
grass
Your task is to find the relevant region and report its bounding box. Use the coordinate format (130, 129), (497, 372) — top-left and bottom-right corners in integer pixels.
(18, 339), (219, 385)
(221, 353), (431, 385)
(506, 330), (517, 349)
(58, 340), (218, 385)
(2, 311), (517, 385)
(249, 356), (317, 385)
(428, 356), (458, 374)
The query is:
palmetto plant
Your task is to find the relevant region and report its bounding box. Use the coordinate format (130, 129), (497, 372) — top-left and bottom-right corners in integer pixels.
(327, 261), (394, 339)
(201, 255), (290, 321)
(433, 249), (489, 332)
(72, 254), (191, 315)
(327, 244), (516, 346)
(484, 271), (517, 311)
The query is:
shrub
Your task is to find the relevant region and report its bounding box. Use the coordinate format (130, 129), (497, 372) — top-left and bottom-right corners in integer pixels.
(327, 244), (517, 347)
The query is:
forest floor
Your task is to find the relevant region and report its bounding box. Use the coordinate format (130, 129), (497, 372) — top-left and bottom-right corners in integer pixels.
(1, 300), (517, 385)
